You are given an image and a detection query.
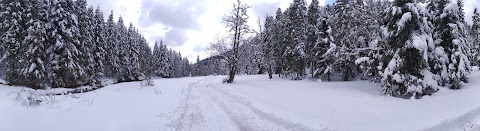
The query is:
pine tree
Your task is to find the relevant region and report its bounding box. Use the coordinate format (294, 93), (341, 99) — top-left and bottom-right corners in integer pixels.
(182, 58), (191, 77)
(457, 0), (465, 23)
(263, 16), (276, 79)
(21, 0), (48, 88)
(331, 0), (361, 81)
(473, 8), (480, 66)
(306, 0), (321, 77)
(75, 0), (96, 84)
(3, 0), (27, 86)
(167, 49), (175, 78)
(152, 41), (161, 77)
(381, 0), (437, 98)
(0, 0), (8, 68)
(284, 0), (307, 80)
(105, 11), (120, 78)
(173, 52), (183, 78)
(194, 55), (202, 76)
(434, 0), (471, 89)
(313, 14), (336, 81)
(158, 42), (171, 78)
(426, 0), (448, 86)
(273, 8), (287, 77)
(353, 0), (385, 81)
(92, 7), (107, 79)
(47, 0), (86, 88)
(126, 24), (142, 80)
(138, 37), (152, 79)
(115, 17), (129, 81)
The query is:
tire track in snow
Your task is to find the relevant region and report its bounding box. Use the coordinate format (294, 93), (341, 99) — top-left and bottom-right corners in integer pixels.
(191, 76), (241, 131)
(162, 77), (208, 131)
(423, 106), (480, 131)
(202, 78), (325, 131)
(164, 76), (326, 131)
(215, 89), (322, 131)
(164, 76), (241, 131)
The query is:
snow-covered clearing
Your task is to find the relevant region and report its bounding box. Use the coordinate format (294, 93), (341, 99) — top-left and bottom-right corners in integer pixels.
(1, 72), (480, 131)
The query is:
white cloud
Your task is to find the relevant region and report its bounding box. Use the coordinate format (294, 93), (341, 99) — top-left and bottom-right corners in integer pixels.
(85, 0), (333, 61)
(464, 0), (480, 24)
(87, 0), (142, 26)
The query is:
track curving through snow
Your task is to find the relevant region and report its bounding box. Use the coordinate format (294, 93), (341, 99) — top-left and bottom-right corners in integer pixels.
(423, 106), (480, 131)
(160, 76), (322, 131)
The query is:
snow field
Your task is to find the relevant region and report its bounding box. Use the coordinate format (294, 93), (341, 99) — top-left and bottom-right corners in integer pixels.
(1, 71), (480, 131)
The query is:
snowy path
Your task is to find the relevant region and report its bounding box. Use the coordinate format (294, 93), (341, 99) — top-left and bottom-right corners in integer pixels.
(159, 76), (318, 131)
(424, 106), (480, 131)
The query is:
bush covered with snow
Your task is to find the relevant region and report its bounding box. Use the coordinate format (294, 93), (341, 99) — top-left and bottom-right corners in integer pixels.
(10, 89), (57, 107)
(141, 78), (155, 87)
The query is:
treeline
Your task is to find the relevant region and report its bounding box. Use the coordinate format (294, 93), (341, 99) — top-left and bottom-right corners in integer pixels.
(0, 0), (191, 89)
(192, 55), (228, 76)
(152, 41), (192, 78)
(201, 0), (479, 98)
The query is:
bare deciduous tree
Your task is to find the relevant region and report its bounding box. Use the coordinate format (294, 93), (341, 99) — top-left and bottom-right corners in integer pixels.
(210, 0), (250, 83)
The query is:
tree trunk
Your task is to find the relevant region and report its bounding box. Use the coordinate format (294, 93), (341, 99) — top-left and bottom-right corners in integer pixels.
(311, 62), (314, 78)
(227, 66), (236, 83)
(268, 65), (273, 79)
(327, 72), (331, 82)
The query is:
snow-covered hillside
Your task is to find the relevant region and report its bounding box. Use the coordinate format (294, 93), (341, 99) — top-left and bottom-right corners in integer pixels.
(1, 72), (480, 131)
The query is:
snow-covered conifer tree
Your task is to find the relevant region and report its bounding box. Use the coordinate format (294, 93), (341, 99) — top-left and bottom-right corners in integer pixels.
(284, 0), (307, 80)
(75, 0), (96, 83)
(47, 0), (86, 87)
(434, 0), (471, 89)
(21, 0), (48, 88)
(3, 0), (27, 86)
(473, 8), (480, 66)
(313, 14), (335, 81)
(263, 16), (276, 79)
(105, 11), (120, 78)
(92, 7), (107, 79)
(126, 24), (142, 80)
(306, 0), (321, 77)
(381, 0), (438, 98)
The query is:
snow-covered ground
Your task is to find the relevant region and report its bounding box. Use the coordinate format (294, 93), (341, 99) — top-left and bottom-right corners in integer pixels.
(1, 72), (480, 131)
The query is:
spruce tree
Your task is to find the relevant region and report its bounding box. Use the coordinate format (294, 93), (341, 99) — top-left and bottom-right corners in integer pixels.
(284, 0), (307, 80)
(273, 8), (287, 77)
(47, 0), (86, 87)
(126, 24), (142, 80)
(381, 0), (437, 98)
(263, 16), (276, 79)
(194, 55), (202, 76)
(115, 17), (129, 81)
(21, 0), (48, 88)
(306, 0), (321, 77)
(152, 41), (161, 77)
(473, 8), (480, 66)
(75, 0), (96, 84)
(434, 0), (471, 89)
(3, 1), (27, 86)
(313, 14), (336, 81)
(427, 0), (448, 86)
(105, 11), (120, 78)
(158, 42), (171, 78)
(0, 0), (8, 67)
(92, 7), (107, 79)
(139, 37), (152, 79)
(331, 0), (362, 81)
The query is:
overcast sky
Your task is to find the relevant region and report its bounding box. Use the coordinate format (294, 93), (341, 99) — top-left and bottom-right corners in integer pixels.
(86, 0), (479, 62)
